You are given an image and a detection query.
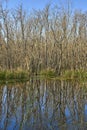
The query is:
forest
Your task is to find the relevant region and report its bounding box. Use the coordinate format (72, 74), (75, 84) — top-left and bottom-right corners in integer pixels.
(0, 2), (87, 78)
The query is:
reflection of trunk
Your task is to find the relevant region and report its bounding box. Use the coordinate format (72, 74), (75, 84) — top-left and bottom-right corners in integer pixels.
(19, 87), (26, 129)
(0, 88), (2, 117)
(4, 87), (9, 129)
(37, 80), (43, 129)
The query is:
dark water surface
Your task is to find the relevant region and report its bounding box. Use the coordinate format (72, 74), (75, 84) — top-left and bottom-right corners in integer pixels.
(0, 79), (87, 130)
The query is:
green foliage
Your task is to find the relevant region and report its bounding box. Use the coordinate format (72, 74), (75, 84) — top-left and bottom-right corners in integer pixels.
(40, 68), (56, 77)
(0, 71), (6, 80)
(63, 69), (87, 80)
(0, 70), (29, 80)
(0, 69), (87, 81)
(15, 71), (28, 79)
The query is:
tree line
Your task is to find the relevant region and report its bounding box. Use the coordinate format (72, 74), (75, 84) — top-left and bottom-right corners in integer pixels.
(0, 3), (87, 75)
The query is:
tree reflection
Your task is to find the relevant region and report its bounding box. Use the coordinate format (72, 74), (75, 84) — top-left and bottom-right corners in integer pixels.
(0, 80), (87, 130)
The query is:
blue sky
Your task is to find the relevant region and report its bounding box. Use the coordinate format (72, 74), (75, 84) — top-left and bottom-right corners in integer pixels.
(2, 0), (87, 12)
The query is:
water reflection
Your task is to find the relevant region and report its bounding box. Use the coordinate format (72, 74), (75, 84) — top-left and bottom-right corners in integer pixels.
(0, 79), (87, 130)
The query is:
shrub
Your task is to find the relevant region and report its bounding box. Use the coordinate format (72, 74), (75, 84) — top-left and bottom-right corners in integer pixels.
(40, 68), (56, 77)
(0, 71), (6, 79)
(0, 70), (29, 80)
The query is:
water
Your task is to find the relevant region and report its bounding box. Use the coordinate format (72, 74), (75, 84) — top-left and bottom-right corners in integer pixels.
(0, 79), (87, 130)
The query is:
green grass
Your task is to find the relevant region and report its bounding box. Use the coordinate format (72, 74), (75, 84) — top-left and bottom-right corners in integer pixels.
(0, 69), (87, 82)
(62, 69), (87, 80)
(40, 69), (87, 81)
(40, 68), (57, 78)
(0, 70), (29, 81)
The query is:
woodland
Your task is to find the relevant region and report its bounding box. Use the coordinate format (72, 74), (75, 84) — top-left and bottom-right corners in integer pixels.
(0, 3), (87, 78)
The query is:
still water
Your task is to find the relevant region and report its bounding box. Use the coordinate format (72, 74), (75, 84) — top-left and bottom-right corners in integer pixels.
(0, 79), (87, 130)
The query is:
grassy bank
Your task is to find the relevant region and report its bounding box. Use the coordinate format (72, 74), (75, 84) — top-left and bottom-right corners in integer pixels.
(40, 68), (57, 78)
(0, 69), (87, 82)
(62, 70), (87, 80)
(0, 70), (29, 81)
(40, 69), (87, 81)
